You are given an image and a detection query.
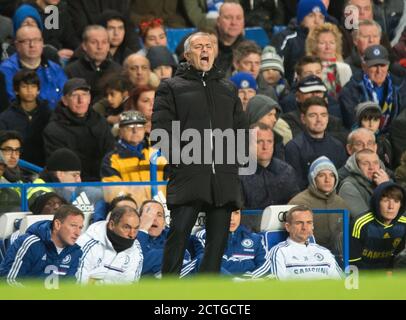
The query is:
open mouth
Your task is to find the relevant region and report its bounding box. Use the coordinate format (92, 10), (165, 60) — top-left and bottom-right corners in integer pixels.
(200, 56), (209, 63)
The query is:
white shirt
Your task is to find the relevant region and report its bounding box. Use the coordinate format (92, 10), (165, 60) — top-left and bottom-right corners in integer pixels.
(76, 221), (143, 285)
(269, 238), (343, 280)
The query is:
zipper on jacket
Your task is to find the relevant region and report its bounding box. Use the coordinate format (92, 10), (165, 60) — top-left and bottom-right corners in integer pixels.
(201, 72), (216, 174)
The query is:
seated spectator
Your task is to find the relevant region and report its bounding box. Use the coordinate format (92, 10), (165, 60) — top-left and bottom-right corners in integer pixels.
(9, 191), (68, 246)
(136, 17), (168, 57)
(339, 44), (406, 131)
(216, 3), (245, 77)
(182, 0), (222, 29)
(146, 46), (177, 80)
(0, 70), (50, 167)
(271, 0), (327, 84)
(0, 26), (67, 109)
(0, 205), (84, 286)
(232, 40), (277, 100)
(125, 85), (156, 134)
(93, 74), (132, 127)
(288, 156), (348, 256)
(123, 54), (152, 88)
(23, 0), (80, 62)
(0, 130), (24, 186)
(76, 206), (143, 284)
(66, 0), (140, 51)
(130, 1), (187, 28)
(259, 46), (290, 100)
(306, 22), (352, 98)
(0, 148), (21, 215)
(188, 209), (271, 279)
(350, 182), (406, 269)
(285, 96), (347, 190)
(64, 26), (122, 103)
(246, 94), (285, 160)
(43, 78), (115, 181)
(240, 122), (300, 231)
(354, 101), (393, 169)
(229, 72), (257, 111)
(279, 56), (341, 118)
(338, 149), (390, 219)
(98, 10), (135, 65)
(268, 205), (343, 280)
(101, 111), (166, 206)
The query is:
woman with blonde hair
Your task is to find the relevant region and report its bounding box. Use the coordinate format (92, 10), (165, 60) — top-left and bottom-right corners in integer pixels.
(306, 23), (352, 98)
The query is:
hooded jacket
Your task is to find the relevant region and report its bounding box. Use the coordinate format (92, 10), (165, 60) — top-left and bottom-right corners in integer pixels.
(76, 220), (143, 284)
(0, 53), (67, 109)
(350, 181), (406, 269)
(43, 104), (115, 181)
(0, 220), (82, 285)
(152, 62), (248, 209)
(338, 153), (390, 219)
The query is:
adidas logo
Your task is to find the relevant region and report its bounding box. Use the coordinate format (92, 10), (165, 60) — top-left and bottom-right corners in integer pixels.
(72, 192), (94, 214)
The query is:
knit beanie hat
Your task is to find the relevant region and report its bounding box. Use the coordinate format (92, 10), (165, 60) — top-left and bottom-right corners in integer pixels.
(29, 192), (67, 215)
(297, 0), (327, 25)
(46, 148), (82, 172)
(146, 45), (177, 70)
(260, 46), (284, 74)
(229, 72), (257, 91)
(246, 94), (281, 125)
(355, 101), (382, 121)
(13, 4), (43, 35)
(308, 156), (338, 190)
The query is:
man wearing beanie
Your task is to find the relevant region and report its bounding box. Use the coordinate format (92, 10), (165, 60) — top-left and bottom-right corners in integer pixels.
(230, 72), (258, 111)
(289, 156), (349, 257)
(271, 0), (327, 84)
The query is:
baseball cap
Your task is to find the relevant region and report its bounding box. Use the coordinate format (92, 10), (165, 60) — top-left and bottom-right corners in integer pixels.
(119, 111), (147, 127)
(63, 78), (91, 96)
(363, 45), (389, 67)
(297, 75), (327, 94)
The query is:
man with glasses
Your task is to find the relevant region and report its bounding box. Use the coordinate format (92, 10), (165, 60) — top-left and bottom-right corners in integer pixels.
(101, 111), (166, 206)
(43, 78), (115, 181)
(0, 26), (67, 109)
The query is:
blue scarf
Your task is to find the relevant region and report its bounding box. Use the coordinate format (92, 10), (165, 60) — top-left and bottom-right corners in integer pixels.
(118, 139), (145, 160)
(362, 73), (394, 130)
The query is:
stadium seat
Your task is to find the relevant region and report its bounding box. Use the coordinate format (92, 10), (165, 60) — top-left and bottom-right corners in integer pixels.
(261, 230), (317, 252)
(19, 215), (54, 233)
(166, 27), (197, 53)
(244, 27), (270, 49)
(260, 205), (295, 232)
(0, 211), (32, 239)
(82, 212), (93, 232)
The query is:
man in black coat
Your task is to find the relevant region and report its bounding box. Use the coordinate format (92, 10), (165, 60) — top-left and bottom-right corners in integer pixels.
(43, 78), (115, 181)
(152, 32), (248, 275)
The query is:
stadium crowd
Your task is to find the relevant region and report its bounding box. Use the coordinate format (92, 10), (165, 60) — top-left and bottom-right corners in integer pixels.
(0, 0), (406, 284)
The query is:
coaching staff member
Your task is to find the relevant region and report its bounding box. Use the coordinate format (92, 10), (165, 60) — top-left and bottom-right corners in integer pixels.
(152, 32), (248, 275)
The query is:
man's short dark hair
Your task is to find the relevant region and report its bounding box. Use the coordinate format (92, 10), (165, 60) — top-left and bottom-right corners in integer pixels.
(285, 205), (313, 224)
(295, 56), (322, 78)
(249, 122), (272, 131)
(103, 73), (132, 93)
(233, 40), (261, 63)
(300, 96), (328, 114)
(139, 200), (164, 215)
(109, 206), (139, 225)
(13, 70), (40, 92)
(381, 186), (404, 202)
(0, 130), (23, 147)
(52, 205), (84, 228)
(109, 194), (138, 211)
(358, 108), (381, 122)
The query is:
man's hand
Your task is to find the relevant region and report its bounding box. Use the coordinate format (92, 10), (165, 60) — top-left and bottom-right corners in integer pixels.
(139, 207), (156, 232)
(373, 169), (390, 185)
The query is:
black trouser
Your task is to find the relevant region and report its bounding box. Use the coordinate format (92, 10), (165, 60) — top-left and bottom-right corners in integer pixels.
(161, 204), (232, 275)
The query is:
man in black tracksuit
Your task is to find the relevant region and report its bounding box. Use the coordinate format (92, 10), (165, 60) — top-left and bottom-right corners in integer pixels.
(152, 32), (248, 275)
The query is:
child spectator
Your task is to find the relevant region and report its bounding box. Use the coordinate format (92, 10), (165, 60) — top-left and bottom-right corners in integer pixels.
(260, 46), (290, 100)
(94, 74), (132, 127)
(0, 70), (50, 167)
(354, 101), (393, 169)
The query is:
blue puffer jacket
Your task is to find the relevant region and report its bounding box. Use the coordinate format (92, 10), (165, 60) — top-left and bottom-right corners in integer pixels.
(0, 220), (82, 285)
(0, 53), (67, 109)
(190, 225), (271, 278)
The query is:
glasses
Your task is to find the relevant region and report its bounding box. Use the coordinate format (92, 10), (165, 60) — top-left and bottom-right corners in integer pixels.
(16, 38), (43, 46)
(0, 147), (22, 155)
(122, 124), (145, 131)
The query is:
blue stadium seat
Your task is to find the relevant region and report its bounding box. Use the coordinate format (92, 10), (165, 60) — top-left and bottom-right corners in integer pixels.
(244, 27), (270, 49)
(166, 28), (197, 53)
